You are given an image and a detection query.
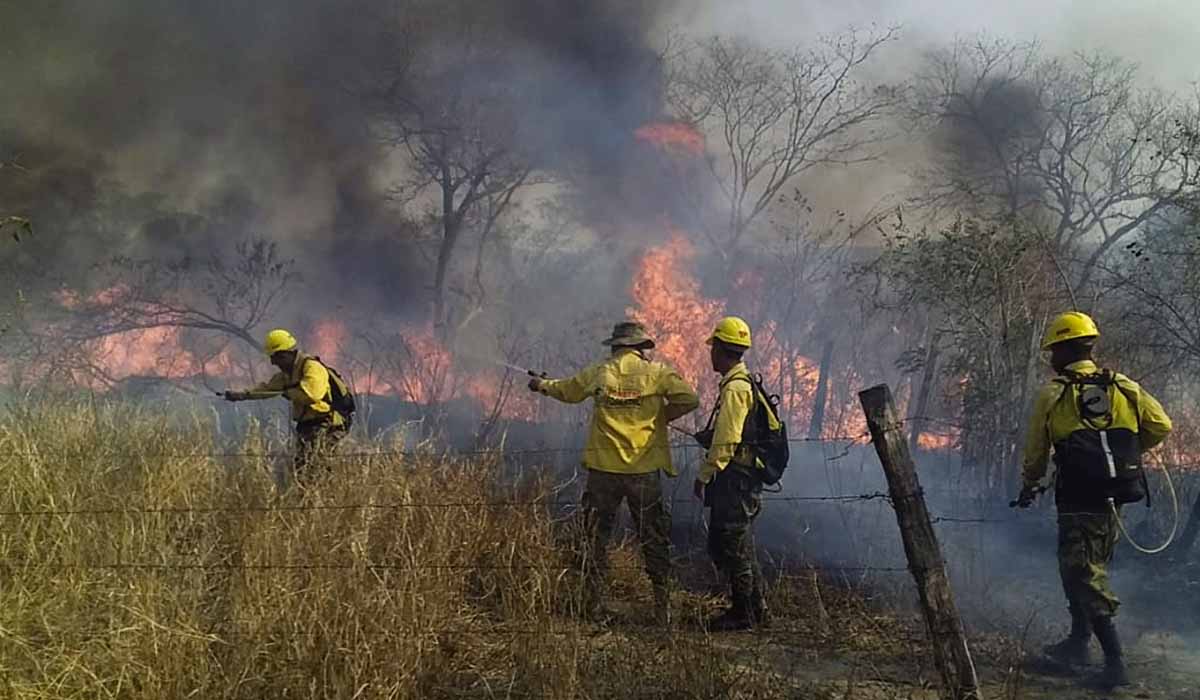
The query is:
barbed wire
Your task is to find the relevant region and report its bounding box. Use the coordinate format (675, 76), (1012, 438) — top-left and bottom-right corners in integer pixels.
(0, 559), (916, 576)
(0, 432), (875, 461)
(0, 492), (898, 517)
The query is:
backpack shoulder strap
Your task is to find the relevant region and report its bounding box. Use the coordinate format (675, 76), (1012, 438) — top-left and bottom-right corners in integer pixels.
(1108, 370), (1142, 430)
(719, 374), (753, 390)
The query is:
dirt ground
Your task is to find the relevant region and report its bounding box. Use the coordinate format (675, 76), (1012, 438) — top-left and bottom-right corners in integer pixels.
(598, 546), (1200, 699)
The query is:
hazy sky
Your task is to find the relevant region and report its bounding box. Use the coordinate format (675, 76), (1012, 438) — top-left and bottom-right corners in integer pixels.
(682, 0), (1200, 90)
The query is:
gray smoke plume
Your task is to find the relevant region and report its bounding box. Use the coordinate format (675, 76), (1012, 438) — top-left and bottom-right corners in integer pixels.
(0, 0), (678, 305)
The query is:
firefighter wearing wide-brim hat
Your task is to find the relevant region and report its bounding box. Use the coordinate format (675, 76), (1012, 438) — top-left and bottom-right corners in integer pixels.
(223, 329), (349, 485)
(528, 320), (699, 625)
(693, 316), (769, 631)
(1018, 311), (1172, 688)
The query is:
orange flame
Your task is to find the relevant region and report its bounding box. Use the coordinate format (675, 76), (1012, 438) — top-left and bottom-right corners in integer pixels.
(916, 430), (959, 451)
(634, 121), (705, 155)
(627, 229), (869, 438)
(629, 231), (723, 393)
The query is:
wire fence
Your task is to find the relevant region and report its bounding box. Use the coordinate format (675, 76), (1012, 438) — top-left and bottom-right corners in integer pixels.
(0, 430), (1117, 586)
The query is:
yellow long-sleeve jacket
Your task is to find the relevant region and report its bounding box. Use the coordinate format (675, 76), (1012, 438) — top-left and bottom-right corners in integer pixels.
(240, 354), (344, 427)
(698, 362), (758, 485)
(1021, 360), (1171, 490)
(536, 348), (699, 475)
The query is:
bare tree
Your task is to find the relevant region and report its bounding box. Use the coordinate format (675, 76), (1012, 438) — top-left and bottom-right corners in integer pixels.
(1101, 212), (1200, 374)
(667, 28), (899, 258)
(71, 239), (292, 348)
(361, 0), (537, 334)
(912, 36), (1199, 290)
(21, 238), (295, 390)
(748, 192), (867, 435)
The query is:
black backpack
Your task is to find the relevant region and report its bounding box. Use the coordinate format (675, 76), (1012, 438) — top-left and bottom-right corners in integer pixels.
(740, 373), (790, 486)
(308, 356), (356, 427)
(1051, 370), (1146, 506)
(698, 373), (790, 486)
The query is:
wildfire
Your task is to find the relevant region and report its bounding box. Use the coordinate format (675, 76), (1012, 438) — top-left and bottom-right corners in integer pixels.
(634, 121), (705, 156)
(627, 229), (868, 438)
(916, 430), (959, 451)
(310, 318), (348, 364)
(629, 232), (723, 394)
(307, 320), (540, 421)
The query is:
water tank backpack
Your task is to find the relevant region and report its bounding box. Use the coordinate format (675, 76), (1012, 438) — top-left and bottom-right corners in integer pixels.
(696, 373), (790, 486)
(1050, 370), (1146, 506)
(307, 356), (357, 427)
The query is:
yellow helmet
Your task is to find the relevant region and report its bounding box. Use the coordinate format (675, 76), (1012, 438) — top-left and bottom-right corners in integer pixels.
(263, 328), (298, 356)
(706, 316), (752, 348)
(1041, 311), (1099, 350)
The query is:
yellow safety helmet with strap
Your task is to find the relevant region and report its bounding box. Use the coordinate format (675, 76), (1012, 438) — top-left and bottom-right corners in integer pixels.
(1041, 311), (1099, 350)
(706, 316), (752, 348)
(264, 328), (298, 356)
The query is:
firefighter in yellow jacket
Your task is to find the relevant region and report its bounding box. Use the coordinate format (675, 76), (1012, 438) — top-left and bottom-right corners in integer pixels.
(529, 321), (699, 623)
(693, 316), (769, 631)
(224, 329), (349, 484)
(1018, 311), (1172, 688)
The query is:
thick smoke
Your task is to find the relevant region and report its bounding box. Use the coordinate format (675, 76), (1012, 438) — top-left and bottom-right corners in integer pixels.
(0, 0), (677, 307)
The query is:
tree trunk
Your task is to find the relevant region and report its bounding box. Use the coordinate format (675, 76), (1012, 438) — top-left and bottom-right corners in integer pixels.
(433, 190), (462, 334)
(808, 339), (835, 440)
(909, 331), (942, 453)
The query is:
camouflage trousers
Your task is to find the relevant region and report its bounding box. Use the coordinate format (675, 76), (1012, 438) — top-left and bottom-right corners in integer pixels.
(1058, 510), (1120, 619)
(706, 468), (763, 603)
(294, 419), (347, 485)
(579, 469), (672, 604)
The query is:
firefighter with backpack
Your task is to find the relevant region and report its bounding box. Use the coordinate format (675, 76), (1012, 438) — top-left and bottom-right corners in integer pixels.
(693, 316), (788, 631)
(223, 329), (355, 484)
(1016, 311), (1172, 689)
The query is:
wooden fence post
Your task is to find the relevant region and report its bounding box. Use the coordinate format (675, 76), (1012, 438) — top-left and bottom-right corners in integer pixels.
(859, 383), (982, 700)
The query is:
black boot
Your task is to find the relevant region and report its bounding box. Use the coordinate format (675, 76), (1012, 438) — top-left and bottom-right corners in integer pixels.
(707, 594), (754, 632)
(1092, 616), (1130, 688)
(1043, 607), (1092, 668)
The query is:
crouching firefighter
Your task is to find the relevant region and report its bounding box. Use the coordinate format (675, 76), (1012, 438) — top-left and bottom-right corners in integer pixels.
(528, 321), (699, 625)
(223, 329), (355, 485)
(693, 316), (789, 632)
(1017, 311), (1171, 688)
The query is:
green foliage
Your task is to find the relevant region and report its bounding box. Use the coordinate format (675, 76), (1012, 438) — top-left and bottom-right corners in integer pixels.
(868, 218), (1063, 485)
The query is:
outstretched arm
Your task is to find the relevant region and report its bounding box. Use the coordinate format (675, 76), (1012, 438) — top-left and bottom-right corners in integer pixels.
(533, 366), (595, 404)
(225, 373), (289, 401)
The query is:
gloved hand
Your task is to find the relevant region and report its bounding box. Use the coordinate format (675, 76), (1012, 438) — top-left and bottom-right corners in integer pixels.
(1013, 484), (1039, 508)
(527, 370), (547, 393)
(693, 428), (714, 450)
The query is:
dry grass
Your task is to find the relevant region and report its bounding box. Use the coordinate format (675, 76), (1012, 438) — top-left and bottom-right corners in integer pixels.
(0, 401), (824, 699)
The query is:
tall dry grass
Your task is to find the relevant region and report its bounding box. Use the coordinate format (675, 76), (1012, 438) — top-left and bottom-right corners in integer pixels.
(0, 401), (801, 699)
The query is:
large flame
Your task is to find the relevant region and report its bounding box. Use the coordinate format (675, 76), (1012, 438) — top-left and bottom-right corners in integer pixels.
(629, 231), (723, 392)
(627, 230), (867, 438)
